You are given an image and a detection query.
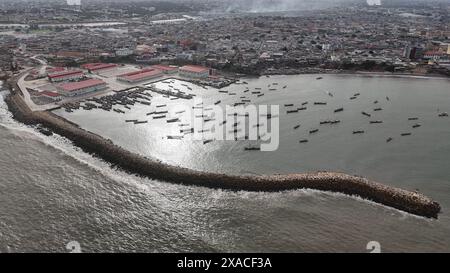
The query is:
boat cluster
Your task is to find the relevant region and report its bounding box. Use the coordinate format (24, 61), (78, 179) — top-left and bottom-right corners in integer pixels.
(62, 87), (153, 113)
(290, 86), (449, 144)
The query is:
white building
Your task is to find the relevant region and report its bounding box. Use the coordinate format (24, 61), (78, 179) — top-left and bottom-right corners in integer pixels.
(115, 48), (134, 57)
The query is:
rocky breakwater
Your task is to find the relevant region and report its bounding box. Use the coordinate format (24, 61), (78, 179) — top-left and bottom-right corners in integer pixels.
(4, 93), (442, 219)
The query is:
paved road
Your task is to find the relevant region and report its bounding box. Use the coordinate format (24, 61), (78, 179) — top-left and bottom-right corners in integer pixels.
(15, 57), (59, 111)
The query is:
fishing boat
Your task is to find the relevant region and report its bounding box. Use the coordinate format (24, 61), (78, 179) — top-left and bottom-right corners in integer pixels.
(294, 125), (301, 130)
(353, 130), (365, 134)
(134, 121), (148, 124)
(370, 120), (383, 124)
(299, 139), (309, 143)
(181, 129), (194, 134)
(439, 112), (449, 117)
(203, 140), (213, 145)
(167, 136), (183, 140)
(401, 133), (412, 136)
(362, 111), (371, 117)
(153, 115), (166, 119)
(309, 129), (319, 134)
(167, 118), (180, 123)
(125, 119), (138, 123)
(284, 104), (294, 107)
(314, 102), (327, 105)
(287, 110), (299, 114)
(298, 107), (307, 111)
(374, 108), (382, 111)
(412, 124), (421, 128)
(334, 108), (344, 113)
(408, 117), (419, 121)
(244, 146), (261, 151)
(316, 77), (323, 80)
(386, 137), (393, 143)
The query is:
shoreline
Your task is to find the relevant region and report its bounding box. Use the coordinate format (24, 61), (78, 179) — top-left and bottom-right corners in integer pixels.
(3, 90), (442, 219)
(257, 69), (450, 80)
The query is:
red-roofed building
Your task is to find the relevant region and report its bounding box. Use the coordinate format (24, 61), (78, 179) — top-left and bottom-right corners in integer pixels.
(423, 51), (446, 61)
(151, 64), (178, 74)
(46, 67), (66, 74)
(117, 68), (163, 83)
(81, 63), (118, 73)
(39, 91), (62, 101)
(57, 79), (107, 97)
(179, 65), (210, 78)
(48, 70), (84, 83)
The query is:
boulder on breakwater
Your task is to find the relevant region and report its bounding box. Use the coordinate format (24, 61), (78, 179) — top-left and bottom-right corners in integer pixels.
(4, 93), (442, 219)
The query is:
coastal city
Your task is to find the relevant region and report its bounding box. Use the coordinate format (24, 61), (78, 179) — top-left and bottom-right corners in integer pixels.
(0, 0), (449, 109)
(1, 0), (450, 255)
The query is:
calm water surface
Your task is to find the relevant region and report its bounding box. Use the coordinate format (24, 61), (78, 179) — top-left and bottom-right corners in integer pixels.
(1, 75), (450, 252)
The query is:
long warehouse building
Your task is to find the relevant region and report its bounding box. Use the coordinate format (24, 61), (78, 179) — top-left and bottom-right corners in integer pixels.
(116, 68), (163, 83)
(57, 78), (107, 97)
(48, 70), (84, 83)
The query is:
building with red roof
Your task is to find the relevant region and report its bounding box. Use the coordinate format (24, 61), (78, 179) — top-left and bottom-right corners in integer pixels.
(46, 67), (66, 74)
(81, 63), (118, 73)
(151, 64), (178, 74)
(179, 65), (210, 78)
(57, 78), (107, 97)
(39, 91), (62, 101)
(48, 70), (84, 83)
(117, 68), (163, 83)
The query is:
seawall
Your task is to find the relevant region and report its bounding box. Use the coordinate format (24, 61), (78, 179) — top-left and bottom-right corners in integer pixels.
(4, 93), (442, 219)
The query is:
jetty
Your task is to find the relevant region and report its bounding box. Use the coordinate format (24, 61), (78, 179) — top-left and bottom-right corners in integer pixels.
(4, 92), (442, 219)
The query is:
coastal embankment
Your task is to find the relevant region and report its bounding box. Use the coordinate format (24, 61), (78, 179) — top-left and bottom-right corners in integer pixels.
(4, 92), (442, 219)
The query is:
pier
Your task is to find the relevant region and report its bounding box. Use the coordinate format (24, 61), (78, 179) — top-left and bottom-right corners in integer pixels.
(4, 91), (443, 219)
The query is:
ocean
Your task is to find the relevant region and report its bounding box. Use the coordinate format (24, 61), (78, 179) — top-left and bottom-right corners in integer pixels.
(1, 75), (450, 252)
